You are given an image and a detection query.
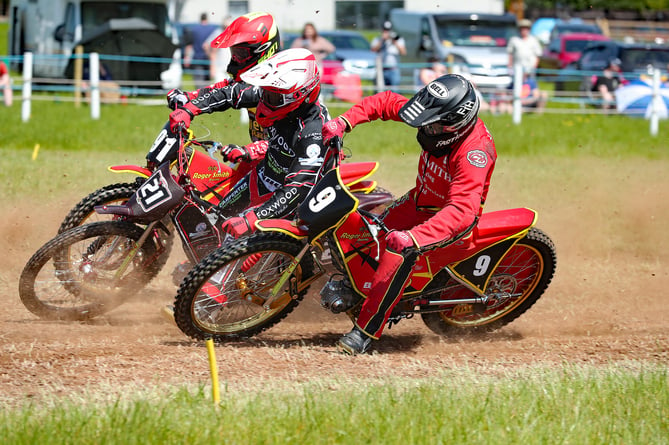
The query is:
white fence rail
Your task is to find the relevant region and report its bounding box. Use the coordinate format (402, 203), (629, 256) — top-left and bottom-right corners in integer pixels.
(9, 51), (667, 136)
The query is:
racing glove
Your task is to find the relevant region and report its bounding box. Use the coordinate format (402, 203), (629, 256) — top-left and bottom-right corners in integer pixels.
(322, 117), (351, 144)
(220, 140), (268, 163)
(166, 88), (190, 110)
(169, 102), (200, 132)
(385, 230), (415, 253)
(222, 212), (258, 239)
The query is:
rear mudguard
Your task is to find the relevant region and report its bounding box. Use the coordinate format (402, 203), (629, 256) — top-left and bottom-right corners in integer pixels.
(108, 165), (152, 178)
(406, 208), (539, 296)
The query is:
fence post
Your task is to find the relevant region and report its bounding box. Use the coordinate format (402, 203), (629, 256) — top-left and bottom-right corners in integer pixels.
(375, 54), (385, 92)
(90, 52), (100, 120)
(74, 45), (83, 108)
(512, 64), (523, 125)
(21, 52), (32, 123)
(649, 69), (660, 137)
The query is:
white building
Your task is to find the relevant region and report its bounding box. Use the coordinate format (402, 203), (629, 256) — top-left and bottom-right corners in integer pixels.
(174, 0), (504, 31)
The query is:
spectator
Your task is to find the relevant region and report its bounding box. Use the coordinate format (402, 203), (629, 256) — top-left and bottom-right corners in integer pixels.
(507, 18), (542, 76)
(593, 58), (623, 110)
(491, 73), (547, 114)
(0, 61), (13, 107)
(204, 16), (234, 83)
(290, 22), (335, 71)
(184, 13), (214, 88)
(418, 57), (447, 87)
(371, 21), (406, 91)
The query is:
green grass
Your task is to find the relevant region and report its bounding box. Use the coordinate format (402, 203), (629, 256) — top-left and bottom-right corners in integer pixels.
(2, 102), (667, 158)
(1, 365), (667, 444)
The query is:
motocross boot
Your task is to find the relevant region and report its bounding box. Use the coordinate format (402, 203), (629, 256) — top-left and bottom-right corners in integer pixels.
(338, 326), (373, 355)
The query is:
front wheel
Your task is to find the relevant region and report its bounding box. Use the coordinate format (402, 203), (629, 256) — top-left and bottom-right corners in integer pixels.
(174, 232), (314, 342)
(421, 228), (557, 337)
(58, 182), (139, 232)
(19, 221), (161, 321)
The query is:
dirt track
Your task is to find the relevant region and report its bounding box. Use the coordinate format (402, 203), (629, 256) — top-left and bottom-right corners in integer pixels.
(1, 157), (668, 406)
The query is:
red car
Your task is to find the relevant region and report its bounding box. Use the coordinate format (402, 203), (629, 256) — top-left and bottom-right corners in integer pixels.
(542, 32), (611, 69)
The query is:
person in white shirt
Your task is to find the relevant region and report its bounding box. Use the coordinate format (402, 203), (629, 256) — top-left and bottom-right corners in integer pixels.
(506, 19), (542, 76)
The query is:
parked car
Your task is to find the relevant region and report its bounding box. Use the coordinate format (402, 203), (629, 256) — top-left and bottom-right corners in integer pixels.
(320, 30), (377, 80)
(390, 10), (517, 89)
(284, 30), (376, 81)
(547, 19), (603, 47)
(558, 41), (669, 90)
(541, 32), (611, 69)
(571, 41), (669, 74)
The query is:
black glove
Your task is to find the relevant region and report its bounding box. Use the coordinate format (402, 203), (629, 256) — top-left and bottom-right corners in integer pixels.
(166, 88), (189, 110)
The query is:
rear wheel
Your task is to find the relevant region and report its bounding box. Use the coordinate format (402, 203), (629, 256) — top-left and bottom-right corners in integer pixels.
(19, 221), (162, 321)
(57, 181), (174, 278)
(59, 182), (139, 232)
(174, 232), (314, 342)
(421, 228), (556, 337)
(354, 186), (395, 214)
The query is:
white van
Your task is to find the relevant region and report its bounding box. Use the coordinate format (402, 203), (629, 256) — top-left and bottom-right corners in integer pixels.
(390, 9), (517, 89)
(8, 0), (182, 88)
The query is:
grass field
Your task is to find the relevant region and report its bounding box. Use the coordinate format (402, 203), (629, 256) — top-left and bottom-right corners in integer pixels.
(1, 102), (668, 443)
(1, 365), (666, 444)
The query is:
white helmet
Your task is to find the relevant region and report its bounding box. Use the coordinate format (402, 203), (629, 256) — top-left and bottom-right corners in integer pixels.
(240, 48), (321, 127)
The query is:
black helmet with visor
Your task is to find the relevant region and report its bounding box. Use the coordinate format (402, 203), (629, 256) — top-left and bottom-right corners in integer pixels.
(399, 74), (480, 156)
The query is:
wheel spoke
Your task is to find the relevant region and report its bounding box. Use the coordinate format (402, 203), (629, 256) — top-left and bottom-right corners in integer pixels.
(191, 251), (297, 332)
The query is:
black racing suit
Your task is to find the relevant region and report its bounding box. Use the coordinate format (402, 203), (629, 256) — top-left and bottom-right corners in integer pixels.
(181, 80), (333, 220)
(216, 100), (333, 219)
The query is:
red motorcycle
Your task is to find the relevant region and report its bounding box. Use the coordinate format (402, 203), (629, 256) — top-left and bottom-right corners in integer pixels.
(56, 121), (390, 286)
(18, 128), (391, 321)
(57, 122), (391, 235)
(173, 167), (556, 342)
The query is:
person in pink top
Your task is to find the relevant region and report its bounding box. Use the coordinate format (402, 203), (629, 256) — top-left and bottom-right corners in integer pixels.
(291, 22), (335, 70)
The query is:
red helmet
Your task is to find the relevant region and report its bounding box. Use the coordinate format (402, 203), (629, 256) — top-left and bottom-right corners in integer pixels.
(210, 12), (280, 81)
(240, 48), (321, 127)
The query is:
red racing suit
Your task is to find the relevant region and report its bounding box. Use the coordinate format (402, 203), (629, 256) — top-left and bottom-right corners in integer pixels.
(339, 91), (497, 338)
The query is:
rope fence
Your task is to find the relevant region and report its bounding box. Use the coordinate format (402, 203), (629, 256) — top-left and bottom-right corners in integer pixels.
(5, 51), (666, 135)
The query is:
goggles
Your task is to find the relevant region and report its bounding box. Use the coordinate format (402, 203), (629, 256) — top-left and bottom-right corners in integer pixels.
(262, 89), (300, 109)
(230, 46), (254, 64)
(421, 121), (459, 136)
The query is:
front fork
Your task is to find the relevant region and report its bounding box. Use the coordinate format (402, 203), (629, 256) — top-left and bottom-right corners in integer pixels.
(110, 221), (160, 285)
